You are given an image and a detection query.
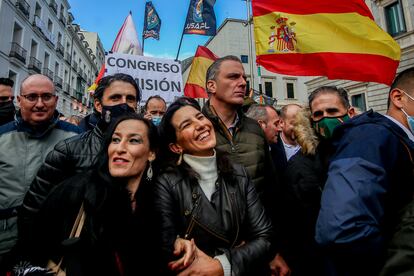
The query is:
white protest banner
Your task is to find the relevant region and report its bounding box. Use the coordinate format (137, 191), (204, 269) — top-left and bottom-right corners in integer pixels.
(105, 53), (183, 104)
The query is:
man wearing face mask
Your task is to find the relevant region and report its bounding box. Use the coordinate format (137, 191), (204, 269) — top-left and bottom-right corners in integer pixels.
(0, 78), (15, 126)
(277, 86), (355, 276)
(18, 73), (140, 251)
(143, 95), (167, 126)
(315, 70), (414, 276)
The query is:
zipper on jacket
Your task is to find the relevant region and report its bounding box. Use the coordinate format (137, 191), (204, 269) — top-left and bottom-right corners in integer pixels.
(184, 193), (200, 239)
(230, 192), (240, 248)
(192, 218), (231, 244)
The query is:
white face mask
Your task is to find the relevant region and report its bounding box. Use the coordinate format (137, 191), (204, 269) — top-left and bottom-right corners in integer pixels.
(401, 91), (414, 134)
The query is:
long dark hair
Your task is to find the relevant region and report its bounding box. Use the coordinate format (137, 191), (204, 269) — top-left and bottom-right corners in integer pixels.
(84, 113), (159, 240)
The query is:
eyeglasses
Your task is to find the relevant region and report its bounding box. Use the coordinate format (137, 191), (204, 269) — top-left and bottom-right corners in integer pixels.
(0, 96), (14, 103)
(20, 93), (55, 103)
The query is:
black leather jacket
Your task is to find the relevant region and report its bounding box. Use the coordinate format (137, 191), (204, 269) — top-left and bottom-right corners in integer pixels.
(18, 121), (105, 244)
(154, 157), (273, 276)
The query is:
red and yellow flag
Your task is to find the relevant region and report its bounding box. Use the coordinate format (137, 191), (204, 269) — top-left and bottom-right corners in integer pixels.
(87, 65), (105, 94)
(252, 0), (401, 85)
(184, 46), (218, 98)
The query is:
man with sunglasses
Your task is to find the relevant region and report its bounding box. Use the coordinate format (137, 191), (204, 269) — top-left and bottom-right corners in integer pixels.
(0, 77), (15, 126)
(0, 74), (81, 270)
(315, 69), (414, 275)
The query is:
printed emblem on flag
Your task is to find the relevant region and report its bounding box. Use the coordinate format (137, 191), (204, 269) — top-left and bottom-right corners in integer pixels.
(193, 0), (204, 23)
(268, 14), (297, 53)
(147, 7), (159, 29)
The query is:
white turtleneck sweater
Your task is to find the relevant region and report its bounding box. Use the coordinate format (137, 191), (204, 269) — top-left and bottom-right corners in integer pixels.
(183, 152), (218, 201)
(183, 151), (231, 276)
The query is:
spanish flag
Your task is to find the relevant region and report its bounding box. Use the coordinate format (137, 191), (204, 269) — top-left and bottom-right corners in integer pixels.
(252, 0), (401, 85)
(87, 65), (105, 94)
(184, 46), (218, 98)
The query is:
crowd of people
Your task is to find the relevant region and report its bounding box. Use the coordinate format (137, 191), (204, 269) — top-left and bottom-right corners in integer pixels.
(0, 55), (413, 276)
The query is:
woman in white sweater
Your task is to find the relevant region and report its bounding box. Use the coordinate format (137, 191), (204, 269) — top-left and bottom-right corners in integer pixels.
(154, 97), (274, 276)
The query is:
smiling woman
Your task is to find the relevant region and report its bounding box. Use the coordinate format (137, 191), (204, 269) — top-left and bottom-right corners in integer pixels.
(17, 113), (163, 275)
(155, 97), (274, 275)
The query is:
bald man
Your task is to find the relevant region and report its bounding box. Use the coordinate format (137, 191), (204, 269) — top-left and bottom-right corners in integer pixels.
(0, 74), (81, 270)
(271, 104), (302, 173)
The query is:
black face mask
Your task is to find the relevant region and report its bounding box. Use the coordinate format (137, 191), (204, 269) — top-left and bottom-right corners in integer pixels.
(101, 103), (136, 124)
(0, 101), (15, 126)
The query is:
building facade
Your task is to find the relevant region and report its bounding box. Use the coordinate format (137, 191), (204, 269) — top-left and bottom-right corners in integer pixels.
(306, 0), (414, 114)
(0, 0), (104, 116)
(182, 19), (311, 108)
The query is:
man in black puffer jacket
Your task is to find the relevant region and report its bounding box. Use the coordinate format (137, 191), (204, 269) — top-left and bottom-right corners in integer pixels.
(17, 73), (141, 247)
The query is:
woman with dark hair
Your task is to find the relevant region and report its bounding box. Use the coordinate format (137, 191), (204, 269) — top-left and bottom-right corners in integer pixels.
(155, 97), (273, 276)
(15, 114), (170, 275)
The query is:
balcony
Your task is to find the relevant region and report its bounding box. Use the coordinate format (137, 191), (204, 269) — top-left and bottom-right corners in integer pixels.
(9, 42), (27, 64)
(72, 61), (78, 71)
(56, 42), (64, 57)
(67, 12), (74, 24)
(33, 15), (56, 46)
(54, 76), (63, 88)
(63, 83), (70, 94)
(43, 68), (54, 80)
(16, 0), (30, 19)
(59, 12), (66, 25)
(28, 56), (42, 73)
(65, 52), (71, 64)
(49, 0), (57, 14)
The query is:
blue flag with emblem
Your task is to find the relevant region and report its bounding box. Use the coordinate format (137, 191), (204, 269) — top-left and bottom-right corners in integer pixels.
(184, 0), (216, 36)
(143, 1), (161, 40)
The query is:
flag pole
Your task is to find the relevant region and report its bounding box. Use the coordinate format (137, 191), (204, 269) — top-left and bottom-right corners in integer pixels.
(175, 32), (185, 61)
(176, 0), (192, 61)
(142, 36), (145, 54)
(245, 0), (255, 91)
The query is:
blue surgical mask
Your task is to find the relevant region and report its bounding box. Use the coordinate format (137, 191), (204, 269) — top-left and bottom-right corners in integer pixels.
(401, 108), (414, 134)
(401, 91), (414, 134)
(151, 115), (162, 126)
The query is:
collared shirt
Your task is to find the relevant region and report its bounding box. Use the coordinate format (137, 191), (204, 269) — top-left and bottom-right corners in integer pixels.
(384, 114), (414, 142)
(280, 135), (301, 161)
(228, 113), (240, 136)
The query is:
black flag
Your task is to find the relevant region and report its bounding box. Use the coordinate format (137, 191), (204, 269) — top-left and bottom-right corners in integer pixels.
(184, 0), (216, 36)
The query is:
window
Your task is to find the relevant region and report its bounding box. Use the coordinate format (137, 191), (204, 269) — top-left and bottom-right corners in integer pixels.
(385, 1), (406, 36)
(47, 19), (53, 32)
(259, 84), (263, 93)
(35, 2), (41, 17)
(286, 82), (295, 99)
(55, 62), (59, 75)
(44, 52), (50, 68)
(351, 93), (367, 112)
(12, 22), (23, 44)
(8, 71), (16, 83)
(240, 55), (248, 64)
(265, 81), (273, 97)
(30, 40), (38, 57)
